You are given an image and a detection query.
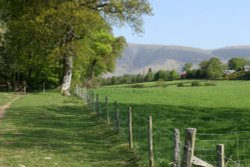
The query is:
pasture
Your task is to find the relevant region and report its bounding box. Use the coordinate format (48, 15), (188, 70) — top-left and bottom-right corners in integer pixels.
(94, 80), (250, 166)
(0, 92), (137, 167)
(0, 93), (13, 105)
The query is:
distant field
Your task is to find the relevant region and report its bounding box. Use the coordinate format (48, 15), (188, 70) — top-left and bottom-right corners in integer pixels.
(0, 93), (13, 105)
(95, 80), (250, 166)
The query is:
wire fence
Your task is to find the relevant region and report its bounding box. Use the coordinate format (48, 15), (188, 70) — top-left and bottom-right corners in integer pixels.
(75, 85), (250, 167)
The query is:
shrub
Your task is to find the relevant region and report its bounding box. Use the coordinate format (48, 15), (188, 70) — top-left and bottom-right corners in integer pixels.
(177, 83), (185, 87)
(204, 82), (216, 86)
(191, 81), (202, 87)
(155, 79), (167, 87)
(127, 84), (144, 88)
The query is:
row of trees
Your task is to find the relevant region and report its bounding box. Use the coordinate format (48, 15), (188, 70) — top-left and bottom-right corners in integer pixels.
(102, 57), (250, 86)
(102, 68), (180, 85)
(0, 0), (152, 95)
(184, 57), (249, 79)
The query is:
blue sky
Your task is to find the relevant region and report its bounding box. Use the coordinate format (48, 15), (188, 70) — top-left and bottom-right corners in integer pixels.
(113, 0), (250, 49)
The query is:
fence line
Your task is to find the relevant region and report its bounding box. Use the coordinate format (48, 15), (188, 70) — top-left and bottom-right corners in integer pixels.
(75, 85), (250, 167)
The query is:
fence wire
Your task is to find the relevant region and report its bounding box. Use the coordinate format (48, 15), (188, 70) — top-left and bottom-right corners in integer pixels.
(75, 87), (250, 167)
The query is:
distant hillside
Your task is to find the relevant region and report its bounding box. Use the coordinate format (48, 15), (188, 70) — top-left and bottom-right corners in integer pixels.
(111, 44), (250, 76)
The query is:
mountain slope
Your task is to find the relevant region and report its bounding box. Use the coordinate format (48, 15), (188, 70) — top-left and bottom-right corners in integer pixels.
(112, 43), (250, 76)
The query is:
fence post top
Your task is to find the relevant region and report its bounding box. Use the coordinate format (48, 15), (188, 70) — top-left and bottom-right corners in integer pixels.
(174, 128), (180, 133)
(186, 128), (197, 133)
(128, 106), (132, 110)
(217, 144), (224, 147)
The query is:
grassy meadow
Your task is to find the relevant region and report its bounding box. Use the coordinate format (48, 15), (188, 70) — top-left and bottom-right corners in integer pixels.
(0, 92), (137, 167)
(94, 80), (250, 166)
(0, 93), (13, 105)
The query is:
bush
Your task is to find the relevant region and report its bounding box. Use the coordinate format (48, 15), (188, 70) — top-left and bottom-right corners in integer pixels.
(204, 82), (216, 86)
(127, 84), (144, 88)
(177, 83), (185, 87)
(191, 81), (202, 87)
(155, 79), (167, 87)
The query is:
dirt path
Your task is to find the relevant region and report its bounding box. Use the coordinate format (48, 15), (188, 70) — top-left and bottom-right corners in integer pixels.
(0, 95), (20, 119)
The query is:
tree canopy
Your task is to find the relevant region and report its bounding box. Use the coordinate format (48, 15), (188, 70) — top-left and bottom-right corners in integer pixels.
(0, 0), (152, 93)
(228, 57), (247, 71)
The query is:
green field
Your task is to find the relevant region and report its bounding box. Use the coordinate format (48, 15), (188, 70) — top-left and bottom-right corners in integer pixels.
(94, 80), (250, 166)
(0, 93), (13, 105)
(0, 92), (137, 167)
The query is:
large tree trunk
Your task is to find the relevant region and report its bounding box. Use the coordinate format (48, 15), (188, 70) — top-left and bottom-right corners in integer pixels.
(61, 55), (73, 96)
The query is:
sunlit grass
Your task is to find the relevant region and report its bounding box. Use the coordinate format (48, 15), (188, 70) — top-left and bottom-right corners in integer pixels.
(95, 80), (250, 166)
(0, 92), (137, 167)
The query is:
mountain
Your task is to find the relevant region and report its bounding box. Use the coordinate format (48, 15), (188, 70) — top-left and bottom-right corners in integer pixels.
(110, 43), (250, 76)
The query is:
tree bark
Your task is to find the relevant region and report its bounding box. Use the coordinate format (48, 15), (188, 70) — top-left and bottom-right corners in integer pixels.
(61, 55), (73, 96)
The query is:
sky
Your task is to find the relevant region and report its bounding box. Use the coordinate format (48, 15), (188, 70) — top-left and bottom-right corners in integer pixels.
(113, 0), (250, 49)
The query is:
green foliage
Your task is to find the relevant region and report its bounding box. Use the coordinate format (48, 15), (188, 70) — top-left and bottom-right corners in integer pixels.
(155, 79), (167, 87)
(169, 70), (180, 80)
(191, 81), (202, 87)
(204, 82), (216, 86)
(182, 63), (193, 72)
(144, 68), (154, 82)
(154, 70), (167, 81)
(199, 57), (224, 79)
(177, 82), (185, 87)
(0, 0), (152, 90)
(228, 57), (247, 71)
(126, 83), (144, 88)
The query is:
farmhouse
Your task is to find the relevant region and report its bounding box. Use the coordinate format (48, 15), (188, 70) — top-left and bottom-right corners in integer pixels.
(243, 65), (250, 72)
(223, 70), (235, 75)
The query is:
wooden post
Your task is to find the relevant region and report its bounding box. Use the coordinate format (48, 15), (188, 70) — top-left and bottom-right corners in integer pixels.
(148, 115), (154, 167)
(82, 88), (84, 99)
(114, 101), (120, 133)
(173, 128), (181, 167)
(75, 85), (78, 96)
(96, 94), (99, 116)
(105, 96), (110, 125)
(80, 88), (82, 98)
(92, 91), (95, 110)
(78, 86), (80, 97)
(181, 128), (196, 167)
(128, 107), (133, 149)
(23, 81), (27, 94)
(43, 82), (45, 94)
(217, 144), (225, 167)
(88, 90), (91, 106)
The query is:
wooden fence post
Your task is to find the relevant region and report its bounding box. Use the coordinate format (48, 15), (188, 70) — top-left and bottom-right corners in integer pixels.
(105, 96), (110, 125)
(80, 88), (83, 98)
(87, 90), (90, 105)
(23, 81), (27, 94)
(217, 144), (225, 167)
(114, 101), (120, 133)
(181, 128), (196, 167)
(128, 107), (133, 149)
(96, 94), (99, 116)
(173, 128), (181, 167)
(43, 82), (45, 94)
(92, 91), (95, 111)
(77, 86), (81, 97)
(148, 115), (154, 167)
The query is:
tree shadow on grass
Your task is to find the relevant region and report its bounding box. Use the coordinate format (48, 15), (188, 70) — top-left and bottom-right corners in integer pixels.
(0, 104), (140, 167)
